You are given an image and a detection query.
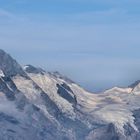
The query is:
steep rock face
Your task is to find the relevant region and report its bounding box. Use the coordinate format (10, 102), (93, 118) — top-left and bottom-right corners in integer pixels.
(1, 49), (140, 139)
(0, 49), (26, 77)
(56, 83), (77, 105)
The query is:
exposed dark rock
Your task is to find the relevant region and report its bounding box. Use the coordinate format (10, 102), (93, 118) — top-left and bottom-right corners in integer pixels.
(24, 65), (46, 75)
(57, 84), (77, 105)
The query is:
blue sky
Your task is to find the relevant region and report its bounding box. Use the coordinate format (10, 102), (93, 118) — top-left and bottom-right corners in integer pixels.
(0, 0), (140, 92)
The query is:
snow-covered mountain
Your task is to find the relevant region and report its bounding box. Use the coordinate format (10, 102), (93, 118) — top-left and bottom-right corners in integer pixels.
(1, 49), (140, 140)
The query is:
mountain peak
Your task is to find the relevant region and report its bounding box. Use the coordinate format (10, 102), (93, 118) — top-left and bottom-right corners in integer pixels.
(128, 80), (140, 89)
(0, 49), (25, 77)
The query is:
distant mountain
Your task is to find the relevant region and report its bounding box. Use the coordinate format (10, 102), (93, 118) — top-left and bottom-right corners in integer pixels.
(0, 49), (140, 140)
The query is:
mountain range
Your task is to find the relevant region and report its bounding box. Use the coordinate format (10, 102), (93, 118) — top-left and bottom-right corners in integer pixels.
(0, 49), (140, 140)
